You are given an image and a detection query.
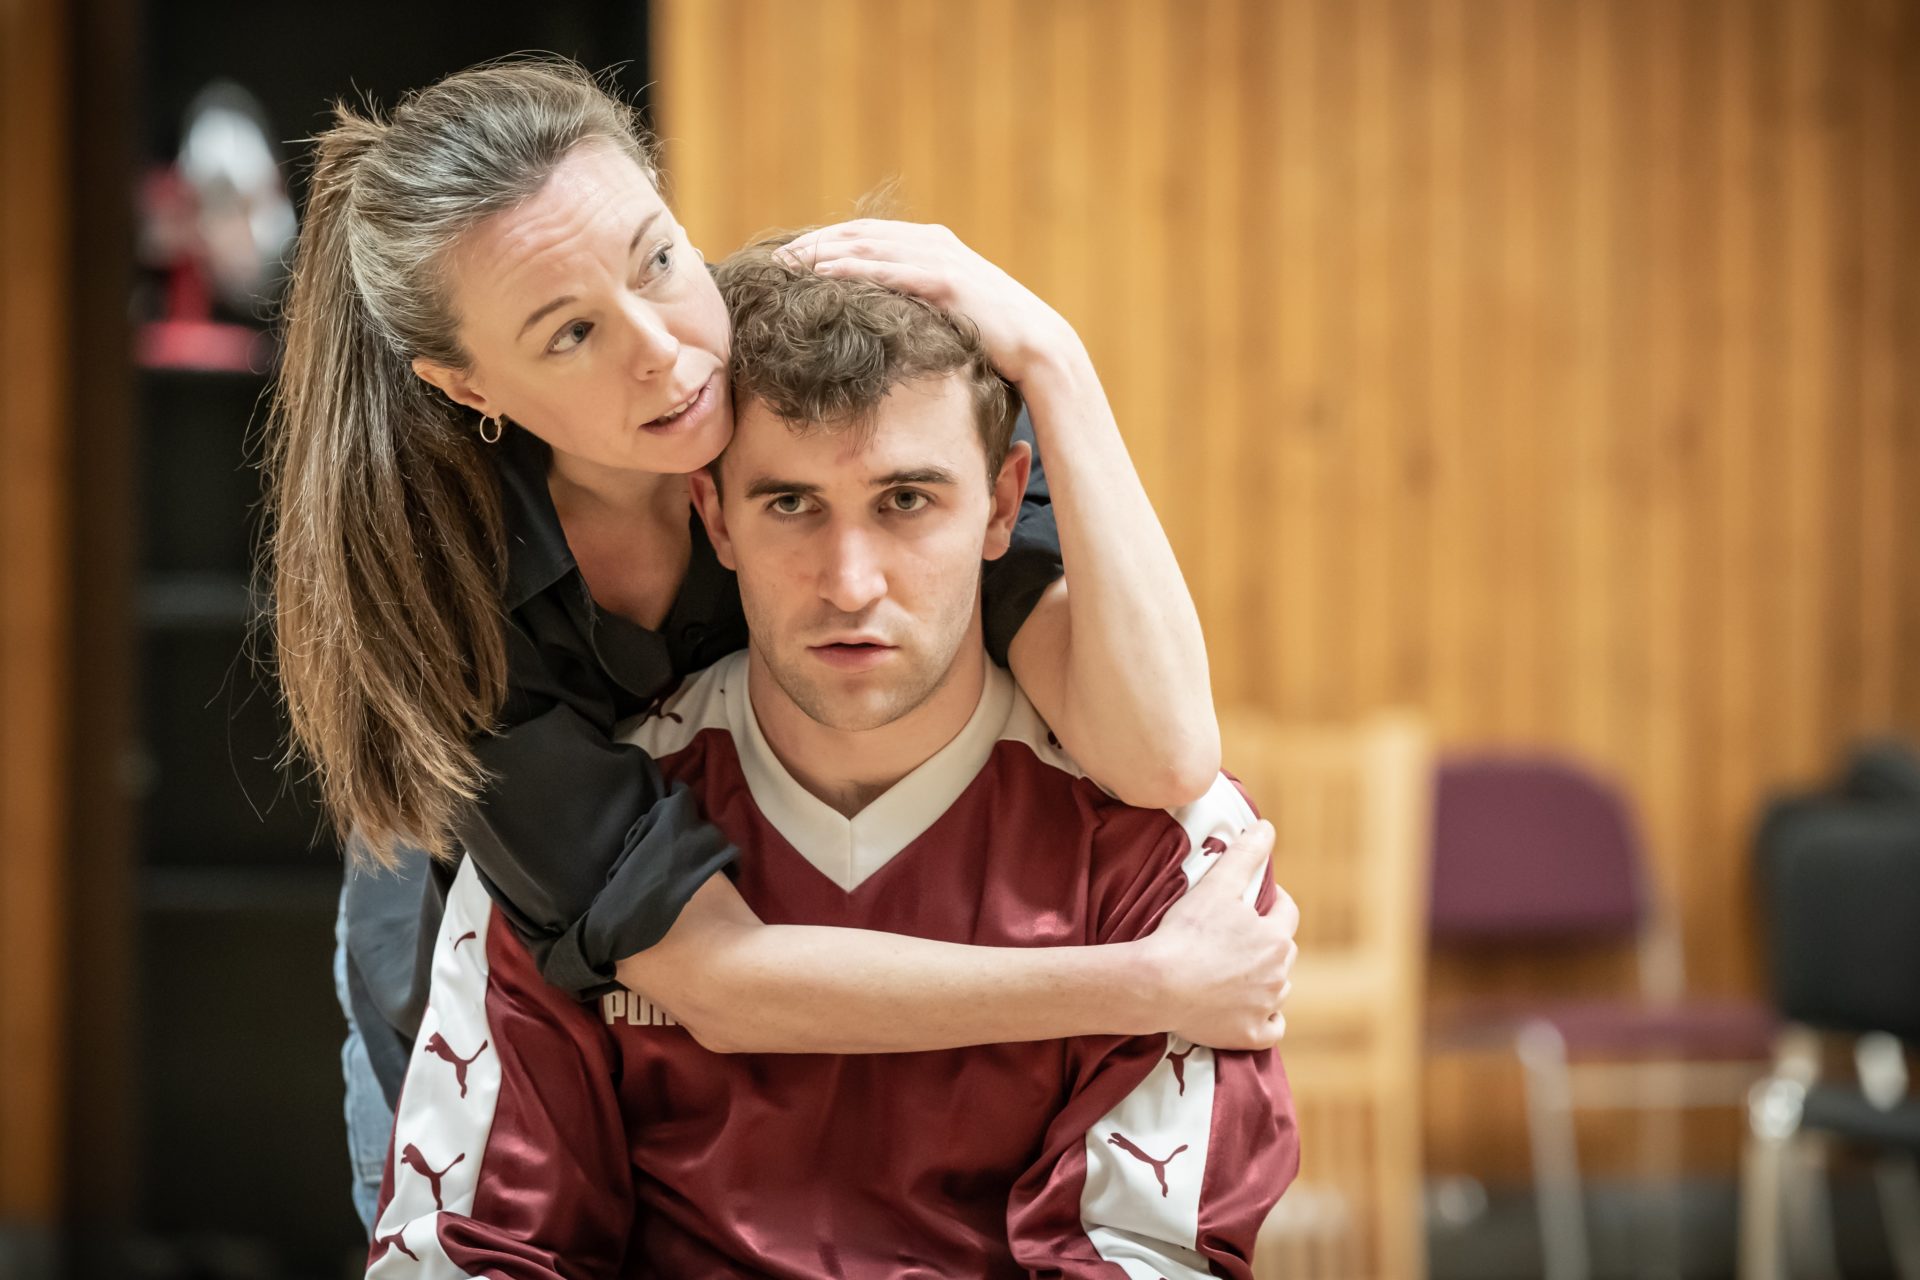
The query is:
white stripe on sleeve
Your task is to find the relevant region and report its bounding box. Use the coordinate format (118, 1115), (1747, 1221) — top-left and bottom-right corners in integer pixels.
(367, 864), (500, 1279)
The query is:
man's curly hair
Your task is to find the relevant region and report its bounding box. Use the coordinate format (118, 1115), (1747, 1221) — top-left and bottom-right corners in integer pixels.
(715, 230), (1022, 477)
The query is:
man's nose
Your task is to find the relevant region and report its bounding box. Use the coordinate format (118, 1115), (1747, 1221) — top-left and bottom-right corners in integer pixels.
(620, 301), (680, 380)
(818, 523), (888, 615)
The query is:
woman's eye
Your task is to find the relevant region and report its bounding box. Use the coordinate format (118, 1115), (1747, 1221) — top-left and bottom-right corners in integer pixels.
(887, 490), (930, 513)
(651, 243), (674, 273)
(549, 320), (592, 354)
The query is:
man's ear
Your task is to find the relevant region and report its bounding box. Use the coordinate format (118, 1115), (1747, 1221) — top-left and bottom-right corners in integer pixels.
(410, 356), (495, 417)
(981, 440), (1032, 562)
(687, 467), (738, 571)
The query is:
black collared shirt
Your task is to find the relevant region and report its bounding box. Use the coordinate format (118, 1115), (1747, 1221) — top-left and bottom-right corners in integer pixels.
(351, 407), (1062, 1058)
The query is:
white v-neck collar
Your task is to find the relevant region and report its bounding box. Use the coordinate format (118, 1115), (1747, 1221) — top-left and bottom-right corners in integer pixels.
(720, 650), (1015, 892)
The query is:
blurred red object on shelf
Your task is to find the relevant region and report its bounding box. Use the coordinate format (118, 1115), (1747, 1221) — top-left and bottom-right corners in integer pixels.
(136, 319), (273, 374)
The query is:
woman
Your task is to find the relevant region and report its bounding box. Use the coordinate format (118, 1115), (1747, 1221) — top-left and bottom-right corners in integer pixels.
(264, 58), (1296, 1227)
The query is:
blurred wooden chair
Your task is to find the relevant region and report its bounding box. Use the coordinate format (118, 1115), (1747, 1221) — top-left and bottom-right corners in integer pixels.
(1221, 709), (1432, 1280)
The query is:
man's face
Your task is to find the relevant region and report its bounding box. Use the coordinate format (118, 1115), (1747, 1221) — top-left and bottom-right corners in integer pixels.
(690, 374), (1028, 732)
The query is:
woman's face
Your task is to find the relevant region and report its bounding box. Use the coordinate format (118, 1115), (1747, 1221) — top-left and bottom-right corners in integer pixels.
(415, 142), (733, 479)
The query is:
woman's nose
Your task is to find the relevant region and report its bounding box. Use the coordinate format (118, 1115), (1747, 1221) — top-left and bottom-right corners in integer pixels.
(622, 303), (680, 380)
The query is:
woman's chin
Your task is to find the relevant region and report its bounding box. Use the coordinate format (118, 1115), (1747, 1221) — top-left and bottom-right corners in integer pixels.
(636, 414), (733, 474)
(634, 379), (732, 471)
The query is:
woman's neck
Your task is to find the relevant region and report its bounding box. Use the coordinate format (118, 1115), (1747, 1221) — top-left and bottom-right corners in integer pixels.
(545, 449), (689, 527)
(544, 450), (693, 630)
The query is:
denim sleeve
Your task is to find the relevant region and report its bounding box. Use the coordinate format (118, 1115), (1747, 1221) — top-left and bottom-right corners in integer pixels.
(334, 883), (395, 1238)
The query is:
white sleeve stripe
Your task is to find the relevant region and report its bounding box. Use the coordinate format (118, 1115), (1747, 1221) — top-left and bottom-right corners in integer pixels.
(367, 865), (500, 1279)
(1078, 1040), (1219, 1279)
(1170, 773), (1263, 898)
(1078, 773), (1259, 1276)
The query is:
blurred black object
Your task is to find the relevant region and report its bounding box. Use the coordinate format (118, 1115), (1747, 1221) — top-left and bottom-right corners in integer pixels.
(1742, 740), (1920, 1279)
(1757, 743), (1920, 1043)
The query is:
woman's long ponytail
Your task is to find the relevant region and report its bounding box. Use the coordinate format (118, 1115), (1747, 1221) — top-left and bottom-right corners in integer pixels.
(261, 60), (655, 867)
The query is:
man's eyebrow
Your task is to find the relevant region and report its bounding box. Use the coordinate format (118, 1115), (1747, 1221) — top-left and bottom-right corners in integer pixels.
(741, 466), (958, 501)
(516, 210), (666, 341)
(873, 467), (958, 487)
(744, 477), (821, 500)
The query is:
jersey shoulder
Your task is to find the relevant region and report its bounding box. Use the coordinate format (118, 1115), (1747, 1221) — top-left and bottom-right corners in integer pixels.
(611, 650), (744, 759)
(997, 685), (1259, 888)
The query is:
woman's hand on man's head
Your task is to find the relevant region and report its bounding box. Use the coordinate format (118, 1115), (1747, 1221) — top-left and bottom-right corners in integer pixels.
(777, 219), (1083, 387)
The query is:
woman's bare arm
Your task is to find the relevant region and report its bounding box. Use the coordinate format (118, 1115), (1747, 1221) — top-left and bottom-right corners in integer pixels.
(616, 823), (1294, 1054)
(999, 344), (1219, 807)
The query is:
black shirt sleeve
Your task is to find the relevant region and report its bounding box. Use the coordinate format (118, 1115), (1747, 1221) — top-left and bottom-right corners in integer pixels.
(981, 405), (1063, 667)
(452, 600), (739, 998)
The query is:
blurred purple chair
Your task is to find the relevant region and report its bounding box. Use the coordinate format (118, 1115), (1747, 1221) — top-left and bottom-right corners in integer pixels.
(1428, 755), (1777, 1280)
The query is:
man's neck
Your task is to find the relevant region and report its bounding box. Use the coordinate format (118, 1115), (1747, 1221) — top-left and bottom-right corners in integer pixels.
(747, 643), (989, 818)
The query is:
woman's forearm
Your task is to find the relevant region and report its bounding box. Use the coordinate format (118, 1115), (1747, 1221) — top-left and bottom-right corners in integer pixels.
(1005, 340), (1221, 807)
(615, 878), (1168, 1054)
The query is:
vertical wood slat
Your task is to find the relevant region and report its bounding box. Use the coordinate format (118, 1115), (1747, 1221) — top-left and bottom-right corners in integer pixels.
(1858, 0), (1900, 727)
(1272, 0), (1321, 720)
(1198, 0), (1245, 702)
(0, 0), (73, 1223)
(654, 0), (1920, 1185)
(1783, 0), (1832, 778)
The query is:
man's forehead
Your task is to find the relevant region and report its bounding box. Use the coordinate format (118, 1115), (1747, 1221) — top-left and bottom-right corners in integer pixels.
(731, 380), (983, 486)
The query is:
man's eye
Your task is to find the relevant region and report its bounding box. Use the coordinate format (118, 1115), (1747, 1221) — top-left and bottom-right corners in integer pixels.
(549, 320), (592, 354)
(770, 494), (810, 515)
(887, 490), (930, 513)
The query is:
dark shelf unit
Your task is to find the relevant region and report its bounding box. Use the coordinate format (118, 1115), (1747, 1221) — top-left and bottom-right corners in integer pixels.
(130, 347), (353, 1275)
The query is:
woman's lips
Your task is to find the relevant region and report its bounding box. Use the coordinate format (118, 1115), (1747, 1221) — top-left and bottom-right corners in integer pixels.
(639, 376), (715, 434)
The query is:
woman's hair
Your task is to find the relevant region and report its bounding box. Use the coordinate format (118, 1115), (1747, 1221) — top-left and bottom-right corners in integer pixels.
(262, 57), (658, 867)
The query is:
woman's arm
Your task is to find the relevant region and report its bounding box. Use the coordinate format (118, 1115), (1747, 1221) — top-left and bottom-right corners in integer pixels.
(445, 682), (1289, 1054)
(617, 824), (1294, 1055)
(1000, 345), (1218, 807)
(467, 574), (1287, 1053)
(782, 221), (1219, 807)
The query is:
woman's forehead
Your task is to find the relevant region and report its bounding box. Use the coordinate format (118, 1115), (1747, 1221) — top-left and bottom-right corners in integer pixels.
(449, 146), (666, 334)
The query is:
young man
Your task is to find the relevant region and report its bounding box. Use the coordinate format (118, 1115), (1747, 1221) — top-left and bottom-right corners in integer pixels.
(366, 242), (1300, 1278)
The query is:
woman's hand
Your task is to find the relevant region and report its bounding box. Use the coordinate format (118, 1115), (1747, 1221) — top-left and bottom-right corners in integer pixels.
(780, 219), (1079, 387)
(1141, 820), (1299, 1050)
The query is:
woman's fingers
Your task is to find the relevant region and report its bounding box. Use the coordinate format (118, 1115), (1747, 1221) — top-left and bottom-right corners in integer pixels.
(781, 219), (933, 265)
(1268, 883), (1301, 936)
(809, 258), (946, 300)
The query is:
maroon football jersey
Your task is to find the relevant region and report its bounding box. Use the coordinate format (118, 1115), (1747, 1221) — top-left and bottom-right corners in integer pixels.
(368, 654), (1298, 1278)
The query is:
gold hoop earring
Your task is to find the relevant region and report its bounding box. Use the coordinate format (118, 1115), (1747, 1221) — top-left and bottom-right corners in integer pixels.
(479, 414), (503, 445)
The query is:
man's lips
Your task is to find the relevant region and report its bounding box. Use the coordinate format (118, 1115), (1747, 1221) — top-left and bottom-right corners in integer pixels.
(807, 640), (897, 671)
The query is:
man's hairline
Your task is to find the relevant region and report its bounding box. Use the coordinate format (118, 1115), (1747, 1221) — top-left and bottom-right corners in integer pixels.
(709, 378), (1005, 497)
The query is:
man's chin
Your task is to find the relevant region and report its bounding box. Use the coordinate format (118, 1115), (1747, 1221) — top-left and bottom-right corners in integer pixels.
(788, 684), (916, 734)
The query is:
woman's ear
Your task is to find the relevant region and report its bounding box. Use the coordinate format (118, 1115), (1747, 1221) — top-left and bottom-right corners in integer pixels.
(411, 356), (494, 417)
(687, 467), (738, 571)
(982, 440), (1032, 562)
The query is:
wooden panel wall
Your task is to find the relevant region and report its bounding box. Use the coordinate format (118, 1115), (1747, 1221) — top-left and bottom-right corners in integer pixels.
(655, 0), (1920, 1179)
(0, 0), (73, 1228)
